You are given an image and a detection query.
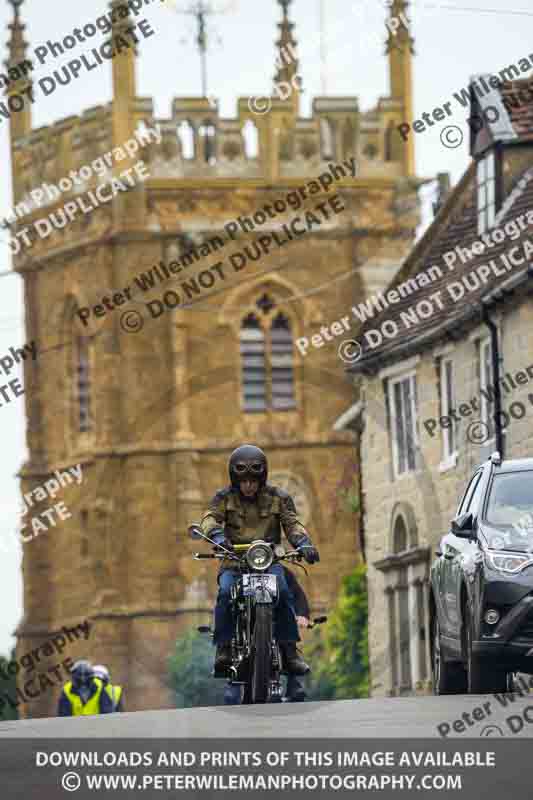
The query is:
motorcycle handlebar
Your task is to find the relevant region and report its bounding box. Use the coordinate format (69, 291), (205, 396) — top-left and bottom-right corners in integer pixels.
(193, 551), (240, 561)
(281, 550), (305, 561)
(191, 546), (308, 563)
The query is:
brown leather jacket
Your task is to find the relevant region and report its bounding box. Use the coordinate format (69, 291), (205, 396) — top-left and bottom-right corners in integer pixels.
(200, 484), (311, 569)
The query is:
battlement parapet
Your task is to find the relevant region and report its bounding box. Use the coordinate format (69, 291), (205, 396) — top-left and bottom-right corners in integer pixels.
(9, 92), (406, 218)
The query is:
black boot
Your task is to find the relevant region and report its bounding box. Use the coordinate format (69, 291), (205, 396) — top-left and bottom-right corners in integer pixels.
(214, 643), (232, 670)
(286, 675), (306, 702)
(279, 642), (310, 676)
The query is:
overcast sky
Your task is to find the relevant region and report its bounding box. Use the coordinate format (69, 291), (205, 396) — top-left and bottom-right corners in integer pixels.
(0, 0), (530, 656)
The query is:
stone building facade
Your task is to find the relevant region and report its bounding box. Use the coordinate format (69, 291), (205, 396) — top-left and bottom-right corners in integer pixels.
(340, 75), (533, 696)
(5, 0), (421, 715)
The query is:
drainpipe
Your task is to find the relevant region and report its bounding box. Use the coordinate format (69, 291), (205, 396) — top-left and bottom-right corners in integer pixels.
(481, 305), (504, 458)
(357, 454), (366, 564)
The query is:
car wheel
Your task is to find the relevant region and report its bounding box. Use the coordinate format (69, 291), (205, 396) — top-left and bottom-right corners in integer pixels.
(432, 614), (467, 694)
(465, 607), (507, 694)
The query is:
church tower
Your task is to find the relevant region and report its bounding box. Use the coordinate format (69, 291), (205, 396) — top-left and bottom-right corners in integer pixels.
(7, 0), (420, 716)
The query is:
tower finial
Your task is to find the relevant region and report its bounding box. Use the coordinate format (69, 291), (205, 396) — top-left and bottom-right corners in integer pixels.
(4, 0), (33, 142)
(274, 0), (300, 92)
(386, 0), (415, 176)
(386, 0), (414, 56)
(6, 0), (28, 68)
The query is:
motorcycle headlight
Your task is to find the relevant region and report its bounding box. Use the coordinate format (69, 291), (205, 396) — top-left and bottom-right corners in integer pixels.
(246, 542), (273, 571)
(486, 551), (533, 574)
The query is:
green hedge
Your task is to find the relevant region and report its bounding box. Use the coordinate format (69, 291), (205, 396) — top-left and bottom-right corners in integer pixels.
(304, 563), (369, 701)
(167, 629), (225, 708)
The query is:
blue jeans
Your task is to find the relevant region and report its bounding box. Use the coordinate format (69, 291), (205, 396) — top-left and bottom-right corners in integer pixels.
(214, 563), (299, 644)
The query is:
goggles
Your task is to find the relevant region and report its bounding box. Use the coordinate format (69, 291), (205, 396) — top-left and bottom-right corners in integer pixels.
(233, 462), (264, 477)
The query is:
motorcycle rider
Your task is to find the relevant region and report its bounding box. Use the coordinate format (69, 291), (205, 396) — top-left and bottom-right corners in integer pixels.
(199, 444), (320, 675)
(92, 664), (124, 712)
(58, 660), (113, 716)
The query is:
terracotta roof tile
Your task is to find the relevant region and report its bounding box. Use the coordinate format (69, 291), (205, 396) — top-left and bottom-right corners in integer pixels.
(501, 78), (533, 140)
(351, 167), (533, 370)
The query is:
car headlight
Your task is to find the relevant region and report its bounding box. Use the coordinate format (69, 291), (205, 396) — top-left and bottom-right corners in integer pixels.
(486, 551), (533, 574)
(246, 542), (273, 571)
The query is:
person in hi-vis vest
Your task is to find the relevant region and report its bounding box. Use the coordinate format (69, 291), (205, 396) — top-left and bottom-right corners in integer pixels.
(93, 664), (125, 712)
(58, 660), (113, 716)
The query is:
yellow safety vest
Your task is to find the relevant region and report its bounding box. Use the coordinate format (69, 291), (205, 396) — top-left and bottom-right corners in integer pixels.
(63, 678), (104, 716)
(105, 684), (123, 710)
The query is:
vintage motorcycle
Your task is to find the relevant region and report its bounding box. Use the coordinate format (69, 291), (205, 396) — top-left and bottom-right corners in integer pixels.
(188, 524), (326, 704)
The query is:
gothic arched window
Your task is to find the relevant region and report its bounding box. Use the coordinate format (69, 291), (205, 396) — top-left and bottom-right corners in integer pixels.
(393, 514), (408, 553)
(376, 504), (430, 698)
(271, 313), (296, 410)
(240, 297), (296, 413)
(240, 314), (266, 412)
(76, 336), (91, 433)
(393, 513), (411, 692)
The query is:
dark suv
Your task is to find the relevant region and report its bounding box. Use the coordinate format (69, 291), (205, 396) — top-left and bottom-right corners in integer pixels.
(431, 452), (533, 694)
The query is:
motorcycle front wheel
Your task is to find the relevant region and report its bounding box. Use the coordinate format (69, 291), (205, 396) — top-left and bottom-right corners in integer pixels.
(250, 604), (273, 704)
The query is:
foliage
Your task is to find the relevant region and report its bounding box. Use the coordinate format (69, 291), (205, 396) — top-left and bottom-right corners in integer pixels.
(304, 562), (369, 701)
(303, 626), (338, 701)
(167, 628), (225, 708)
(0, 649), (18, 721)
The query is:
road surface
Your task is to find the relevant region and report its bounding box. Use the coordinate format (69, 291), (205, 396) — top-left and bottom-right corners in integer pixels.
(0, 693), (532, 738)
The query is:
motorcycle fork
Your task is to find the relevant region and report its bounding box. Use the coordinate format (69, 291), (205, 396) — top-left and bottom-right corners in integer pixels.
(269, 609), (283, 701)
(234, 596), (252, 664)
(246, 594), (252, 653)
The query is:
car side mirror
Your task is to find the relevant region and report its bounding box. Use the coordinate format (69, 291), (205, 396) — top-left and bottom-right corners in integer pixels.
(451, 512), (475, 538)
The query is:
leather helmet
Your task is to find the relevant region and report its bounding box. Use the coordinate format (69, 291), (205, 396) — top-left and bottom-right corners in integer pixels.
(229, 445), (268, 489)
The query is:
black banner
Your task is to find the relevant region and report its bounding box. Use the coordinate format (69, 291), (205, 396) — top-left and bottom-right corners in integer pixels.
(0, 738), (529, 798)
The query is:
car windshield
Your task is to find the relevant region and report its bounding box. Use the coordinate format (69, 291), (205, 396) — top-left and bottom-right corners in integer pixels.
(484, 471), (533, 551)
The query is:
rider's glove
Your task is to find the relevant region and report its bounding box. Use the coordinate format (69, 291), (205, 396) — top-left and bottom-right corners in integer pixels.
(210, 528), (226, 546)
(300, 544), (320, 564)
(214, 540), (233, 553)
(212, 533), (233, 553)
